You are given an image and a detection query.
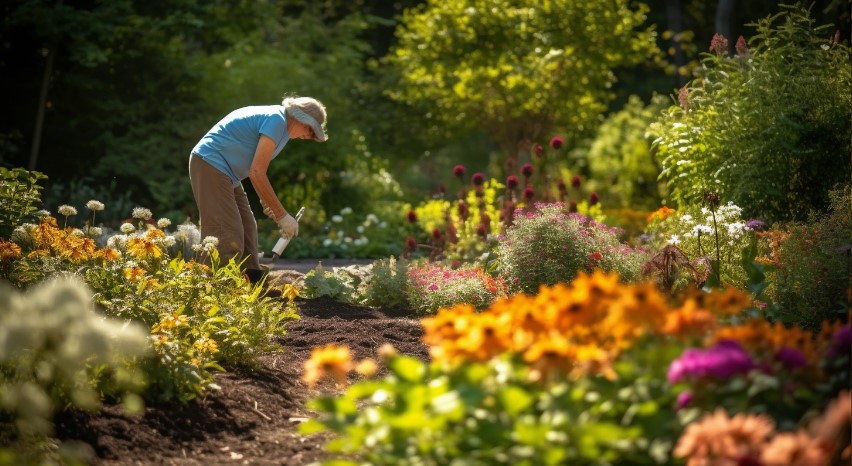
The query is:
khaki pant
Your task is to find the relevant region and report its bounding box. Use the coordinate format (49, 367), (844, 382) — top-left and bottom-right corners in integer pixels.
(189, 154), (260, 271)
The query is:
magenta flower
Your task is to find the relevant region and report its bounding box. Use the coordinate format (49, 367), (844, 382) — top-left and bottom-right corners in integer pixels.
(523, 186), (535, 201)
(735, 35), (748, 55)
(506, 175), (519, 190)
(407, 209), (417, 223)
(550, 136), (564, 150)
(452, 164), (466, 179)
(667, 340), (755, 383)
(471, 172), (485, 186)
(571, 175), (581, 188)
(827, 325), (851, 359)
(533, 144), (544, 158)
(521, 163), (534, 178)
(775, 347), (807, 371)
(676, 391), (693, 411)
(589, 192), (599, 205)
(428, 284), (438, 291)
(709, 33), (729, 56)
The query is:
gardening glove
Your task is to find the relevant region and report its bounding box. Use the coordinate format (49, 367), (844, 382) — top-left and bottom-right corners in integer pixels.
(259, 198), (275, 220)
(276, 213), (299, 239)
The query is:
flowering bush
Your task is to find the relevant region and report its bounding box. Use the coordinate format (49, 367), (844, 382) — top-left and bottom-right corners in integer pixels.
(0, 275), (149, 464)
(405, 262), (507, 314)
(300, 271), (850, 465)
(498, 203), (649, 294)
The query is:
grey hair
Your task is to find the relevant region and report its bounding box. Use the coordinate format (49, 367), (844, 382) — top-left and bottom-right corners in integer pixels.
(282, 96), (328, 142)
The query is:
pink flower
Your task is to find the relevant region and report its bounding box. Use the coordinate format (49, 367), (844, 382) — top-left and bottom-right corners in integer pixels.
(710, 33), (729, 56)
(678, 86), (689, 111)
(550, 136), (564, 150)
(428, 284), (438, 291)
(452, 164), (466, 179)
(736, 35), (748, 55)
(521, 163), (534, 178)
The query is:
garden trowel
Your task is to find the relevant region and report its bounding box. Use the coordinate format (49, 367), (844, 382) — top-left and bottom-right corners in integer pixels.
(270, 206), (305, 264)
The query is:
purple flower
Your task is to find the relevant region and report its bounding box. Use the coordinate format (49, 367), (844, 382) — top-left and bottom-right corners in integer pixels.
(745, 219), (766, 231)
(827, 325), (851, 359)
(676, 391), (693, 411)
(667, 340), (754, 383)
(775, 347), (807, 370)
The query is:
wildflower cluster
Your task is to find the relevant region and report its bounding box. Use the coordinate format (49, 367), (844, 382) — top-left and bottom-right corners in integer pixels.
(405, 263), (507, 314)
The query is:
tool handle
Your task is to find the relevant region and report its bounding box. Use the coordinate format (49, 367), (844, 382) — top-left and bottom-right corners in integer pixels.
(272, 206), (305, 257)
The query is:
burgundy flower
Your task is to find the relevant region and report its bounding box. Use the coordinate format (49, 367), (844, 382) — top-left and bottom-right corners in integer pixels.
(471, 172), (485, 186)
(407, 209), (417, 223)
(557, 179), (567, 193)
(457, 201), (469, 220)
(571, 175), (581, 188)
(506, 175), (519, 190)
(405, 236), (417, 252)
(709, 33), (729, 56)
(834, 30), (841, 45)
(589, 192), (599, 205)
(550, 136), (564, 150)
(452, 164), (466, 179)
(476, 223), (488, 238)
(521, 163), (534, 178)
(431, 227), (442, 240)
(735, 35), (748, 55)
(475, 186), (484, 198)
(533, 144), (544, 158)
(523, 186), (535, 201)
(480, 213), (490, 227)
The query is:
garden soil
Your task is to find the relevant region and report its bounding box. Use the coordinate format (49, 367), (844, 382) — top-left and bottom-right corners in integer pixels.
(54, 267), (428, 466)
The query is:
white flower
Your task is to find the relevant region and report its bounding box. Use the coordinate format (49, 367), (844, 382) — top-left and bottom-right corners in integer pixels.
(379, 221), (387, 229)
(120, 223), (136, 234)
(344, 237), (353, 243)
(157, 218), (171, 229)
(323, 238), (333, 247)
(58, 205), (78, 216)
(70, 228), (84, 237)
(86, 200), (105, 211)
(727, 221), (746, 239)
(34, 210), (50, 218)
(332, 215), (343, 223)
(132, 207), (152, 220)
(356, 225), (365, 234)
(668, 234), (681, 245)
(336, 230), (345, 239)
(340, 207), (353, 215)
(366, 214), (379, 223)
(191, 244), (203, 253)
(691, 224), (713, 236)
(202, 236), (218, 247)
(680, 214), (694, 224)
(163, 236), (176, 248)
(124, 260), (137, 268)
(202, 242), (216, 253)
(88, 226), (103, 236)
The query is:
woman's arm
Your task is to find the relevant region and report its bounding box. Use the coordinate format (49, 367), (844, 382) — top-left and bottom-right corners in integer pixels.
(248, 134), (287, 220)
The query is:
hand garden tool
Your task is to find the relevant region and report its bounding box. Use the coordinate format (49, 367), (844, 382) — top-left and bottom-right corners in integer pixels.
(270, 206), (305, 264)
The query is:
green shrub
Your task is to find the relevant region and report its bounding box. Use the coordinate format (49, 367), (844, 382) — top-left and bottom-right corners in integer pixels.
(649, 4), (851, 222)
(363, 256), (409, 309)
(497, 203), (649, 294)
(302, 263), (371, 304)
(762, 185), (851, 330)
(0, 167), (47, 239)
(0, 275), (148, 463)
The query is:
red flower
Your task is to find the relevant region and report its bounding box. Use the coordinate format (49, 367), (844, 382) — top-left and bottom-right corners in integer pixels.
(407, 209), (417, 223)
(571, 175), (581, 188)
(533, 144), (544, 157)
(452, 164), (466, 179)
(588, 252), (603, 261)
(506, 175), (519, 190)
(523, 187), (535, 201)
(589, 192), (599, 205)
(431, 227), (442, 240)
(471, 172), (485, 186)
(521, 163), (534, 178)
(480, 213), (490, 227)
(709, 33), (729, 56)
(405, 236), (417, 252)
(735, 35), (748, 55)
(550, 136), (564, 150)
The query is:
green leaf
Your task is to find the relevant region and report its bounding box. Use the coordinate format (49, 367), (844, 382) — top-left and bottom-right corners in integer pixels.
(388, 355), (426, 383)
(298, 419), (329, 435)
(498, 385), (534, 417)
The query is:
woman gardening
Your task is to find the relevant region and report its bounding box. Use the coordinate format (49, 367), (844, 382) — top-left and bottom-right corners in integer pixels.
(189, 96), (328, 283)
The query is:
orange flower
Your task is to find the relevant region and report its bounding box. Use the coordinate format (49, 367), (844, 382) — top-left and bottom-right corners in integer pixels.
(704, 285), (753, 315)
(524, 335), (576, 381)
(453, 313), (512, 362)
(647, 205), (676, 223)
(674, 408), (775, 466)
(127, 237), (163, 260)
(302, 344), (353, 388)
(761, 431), (829, 466)
(0, 240), (21, 262)
(95, 247), (122, 261)
(123, 266), (146, 282)
(662, 298), (717, 338)
(354, 358), (378, 378)
(713, 320), (820, 365)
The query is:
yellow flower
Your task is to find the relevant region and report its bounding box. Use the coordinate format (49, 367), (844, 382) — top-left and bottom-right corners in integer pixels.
(123, 266), (146, 282)
(152, 312), (189, 333)
(96, 247), (121, 261)
(647, 205), (676, 223)
(662, 298), (718, 338)
(282, 284), (300, 301)
(354, 358), (378, 378)
(145, 229), (165, 241)
(127, 237), (163, 260)
(193, 336), (219, 355)
(302, 344), (353, 389)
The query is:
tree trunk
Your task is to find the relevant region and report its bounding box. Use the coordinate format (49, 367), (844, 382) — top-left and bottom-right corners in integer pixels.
(715, 0), (736, 53)
(28, 45), (55, 171)
(666, 0), (687, 87)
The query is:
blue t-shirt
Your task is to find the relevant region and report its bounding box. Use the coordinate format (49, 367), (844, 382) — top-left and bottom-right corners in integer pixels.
(191, 105), (290, 186)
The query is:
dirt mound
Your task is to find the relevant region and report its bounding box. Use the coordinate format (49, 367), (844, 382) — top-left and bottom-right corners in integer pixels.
(54, 297), (427, 465)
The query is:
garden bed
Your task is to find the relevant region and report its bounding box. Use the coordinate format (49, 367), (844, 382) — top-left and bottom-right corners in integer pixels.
(54, 294), (427, 465)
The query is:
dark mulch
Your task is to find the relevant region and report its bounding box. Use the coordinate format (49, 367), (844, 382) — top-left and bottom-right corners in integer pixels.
(54, 296), (427, 465)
